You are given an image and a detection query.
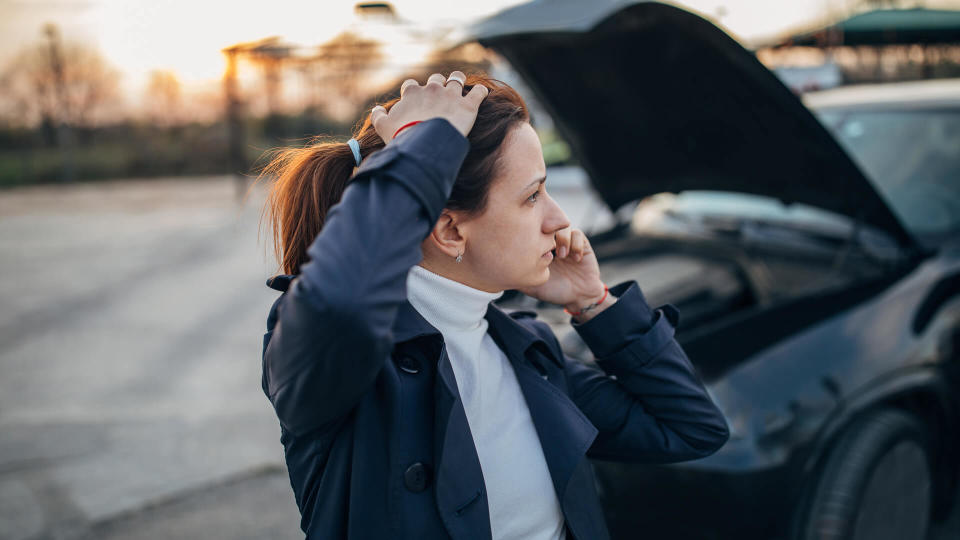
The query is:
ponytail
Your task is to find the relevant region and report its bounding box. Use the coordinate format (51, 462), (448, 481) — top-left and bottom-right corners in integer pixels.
(258, 125), (386, 275)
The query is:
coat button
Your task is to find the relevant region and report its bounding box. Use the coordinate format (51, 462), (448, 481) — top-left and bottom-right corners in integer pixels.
(397, 355), (421, 374)
(404, 462), (431, 492)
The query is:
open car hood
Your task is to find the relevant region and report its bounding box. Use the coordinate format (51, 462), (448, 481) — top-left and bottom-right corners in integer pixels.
(465, 0), (918, 250)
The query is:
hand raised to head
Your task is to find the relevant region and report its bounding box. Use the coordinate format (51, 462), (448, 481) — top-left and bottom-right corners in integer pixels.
(369, 71), (489, 143)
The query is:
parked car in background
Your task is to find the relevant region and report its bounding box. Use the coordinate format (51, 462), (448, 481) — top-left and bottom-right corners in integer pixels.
(465, 1), (960, 538)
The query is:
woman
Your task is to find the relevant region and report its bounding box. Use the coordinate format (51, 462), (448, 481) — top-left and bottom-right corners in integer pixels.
(260, 72), (729, 540)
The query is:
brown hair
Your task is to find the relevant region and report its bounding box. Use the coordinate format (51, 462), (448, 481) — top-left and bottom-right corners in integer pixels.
(259, 75), (529, 275)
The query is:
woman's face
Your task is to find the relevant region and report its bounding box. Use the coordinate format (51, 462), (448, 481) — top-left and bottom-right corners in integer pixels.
(456, 122), (571, 292)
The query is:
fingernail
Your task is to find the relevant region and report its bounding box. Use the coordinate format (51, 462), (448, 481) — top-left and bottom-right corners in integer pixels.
(559, 247), (567, 258)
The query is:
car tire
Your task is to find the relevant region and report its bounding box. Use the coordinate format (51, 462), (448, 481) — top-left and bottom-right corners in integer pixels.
(794, 408), (932, 540)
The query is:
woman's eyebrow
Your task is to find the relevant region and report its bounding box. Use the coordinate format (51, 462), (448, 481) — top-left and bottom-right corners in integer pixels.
(520, 175), (547, 193)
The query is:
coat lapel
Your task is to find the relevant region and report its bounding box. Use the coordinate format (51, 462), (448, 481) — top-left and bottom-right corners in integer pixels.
(483, 305), (599, 511)
(433, 345), (493, 539)
(393, 301), (492, 540)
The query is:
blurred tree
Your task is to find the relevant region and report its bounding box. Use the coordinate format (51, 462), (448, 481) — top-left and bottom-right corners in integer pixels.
(361, 42), (492, 114)
(144, 70), (183, 128)
(314, 31), (385, 121)
(222, 43), (248, 200)
(0, 24), (120, 182)
(245, 38), (293, 117)
(420, 43), (493, 82)
(0, 24), (122, 132)
(225, 37), (297, 144)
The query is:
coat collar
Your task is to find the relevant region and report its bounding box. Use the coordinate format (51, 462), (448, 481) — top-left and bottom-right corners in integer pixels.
(392, 297), (563, 369)
(393, 292), (563, 371)
(266, 274), (563, 370)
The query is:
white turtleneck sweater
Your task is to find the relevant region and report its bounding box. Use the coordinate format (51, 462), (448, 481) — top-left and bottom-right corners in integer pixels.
(405, 264), (567, 540)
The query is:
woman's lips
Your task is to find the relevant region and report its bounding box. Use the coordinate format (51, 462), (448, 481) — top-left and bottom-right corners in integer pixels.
(542, 249), (554, 260)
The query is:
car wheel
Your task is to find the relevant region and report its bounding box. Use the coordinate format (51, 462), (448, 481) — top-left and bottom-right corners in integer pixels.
(795, 408), (932, 540)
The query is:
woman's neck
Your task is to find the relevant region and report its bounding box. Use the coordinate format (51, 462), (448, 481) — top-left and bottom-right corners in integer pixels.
(406, 264), (504, 333)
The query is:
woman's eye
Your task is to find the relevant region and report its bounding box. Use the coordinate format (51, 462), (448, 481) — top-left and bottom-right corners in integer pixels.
(527, 185), (543, 204)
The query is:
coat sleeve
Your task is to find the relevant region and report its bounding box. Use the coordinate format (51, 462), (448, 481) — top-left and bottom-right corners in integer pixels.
(562, 280), (730, 463)
(262, 118), (469, 437)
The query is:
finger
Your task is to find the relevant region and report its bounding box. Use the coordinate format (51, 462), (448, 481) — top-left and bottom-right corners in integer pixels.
(464, 83), (489, 108)
(426, 73), (446, 88)
(370, 106), (388, 140)
(446, 70), (466, 92)
(575, 230), (593, 261)
(579, 230), (594, 256)
(555, 228), (571, 258)
(400, 78), (419, 96)
(570, 229), (585, 261)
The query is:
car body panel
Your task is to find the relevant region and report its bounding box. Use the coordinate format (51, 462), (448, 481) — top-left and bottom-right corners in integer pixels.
(588, 240), (960, 537)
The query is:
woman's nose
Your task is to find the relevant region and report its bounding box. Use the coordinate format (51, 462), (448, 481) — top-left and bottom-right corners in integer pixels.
(544, 193), (571, 233)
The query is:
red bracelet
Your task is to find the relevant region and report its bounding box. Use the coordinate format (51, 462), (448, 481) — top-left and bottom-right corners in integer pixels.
(393, 120), (422, 139)
(564, 285), (610, 316)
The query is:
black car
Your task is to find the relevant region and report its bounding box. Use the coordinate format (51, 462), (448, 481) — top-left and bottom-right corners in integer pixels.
(463, 1), (960, 539)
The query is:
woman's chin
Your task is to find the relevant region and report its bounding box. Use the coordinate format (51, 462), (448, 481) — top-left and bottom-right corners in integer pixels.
(533, 267), (551, 285)
(514, 266), (550, 292)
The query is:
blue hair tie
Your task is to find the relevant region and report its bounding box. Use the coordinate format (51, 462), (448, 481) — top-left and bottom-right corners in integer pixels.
(347, 138), (361, 167)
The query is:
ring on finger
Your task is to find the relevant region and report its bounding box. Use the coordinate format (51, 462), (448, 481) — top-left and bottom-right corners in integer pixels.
(446, 74), (465, 87)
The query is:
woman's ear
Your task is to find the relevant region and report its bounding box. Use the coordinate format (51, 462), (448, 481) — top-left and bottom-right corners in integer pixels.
(427, 210), (466, 258)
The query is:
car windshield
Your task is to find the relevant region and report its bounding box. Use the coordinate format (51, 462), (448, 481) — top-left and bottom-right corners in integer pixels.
(813, 107), (960, 242)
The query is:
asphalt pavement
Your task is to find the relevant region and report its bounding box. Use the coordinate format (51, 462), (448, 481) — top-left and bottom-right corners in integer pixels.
(0, 176), (300, 539)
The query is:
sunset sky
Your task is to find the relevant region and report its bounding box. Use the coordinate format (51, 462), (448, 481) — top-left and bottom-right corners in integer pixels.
(2, 0), (959, 99)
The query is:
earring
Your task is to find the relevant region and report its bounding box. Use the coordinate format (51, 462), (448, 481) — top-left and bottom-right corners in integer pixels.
(455, 250), (463, 263)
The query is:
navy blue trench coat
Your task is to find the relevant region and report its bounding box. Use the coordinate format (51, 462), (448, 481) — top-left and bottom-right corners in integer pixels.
(261, 118), (730, 539)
